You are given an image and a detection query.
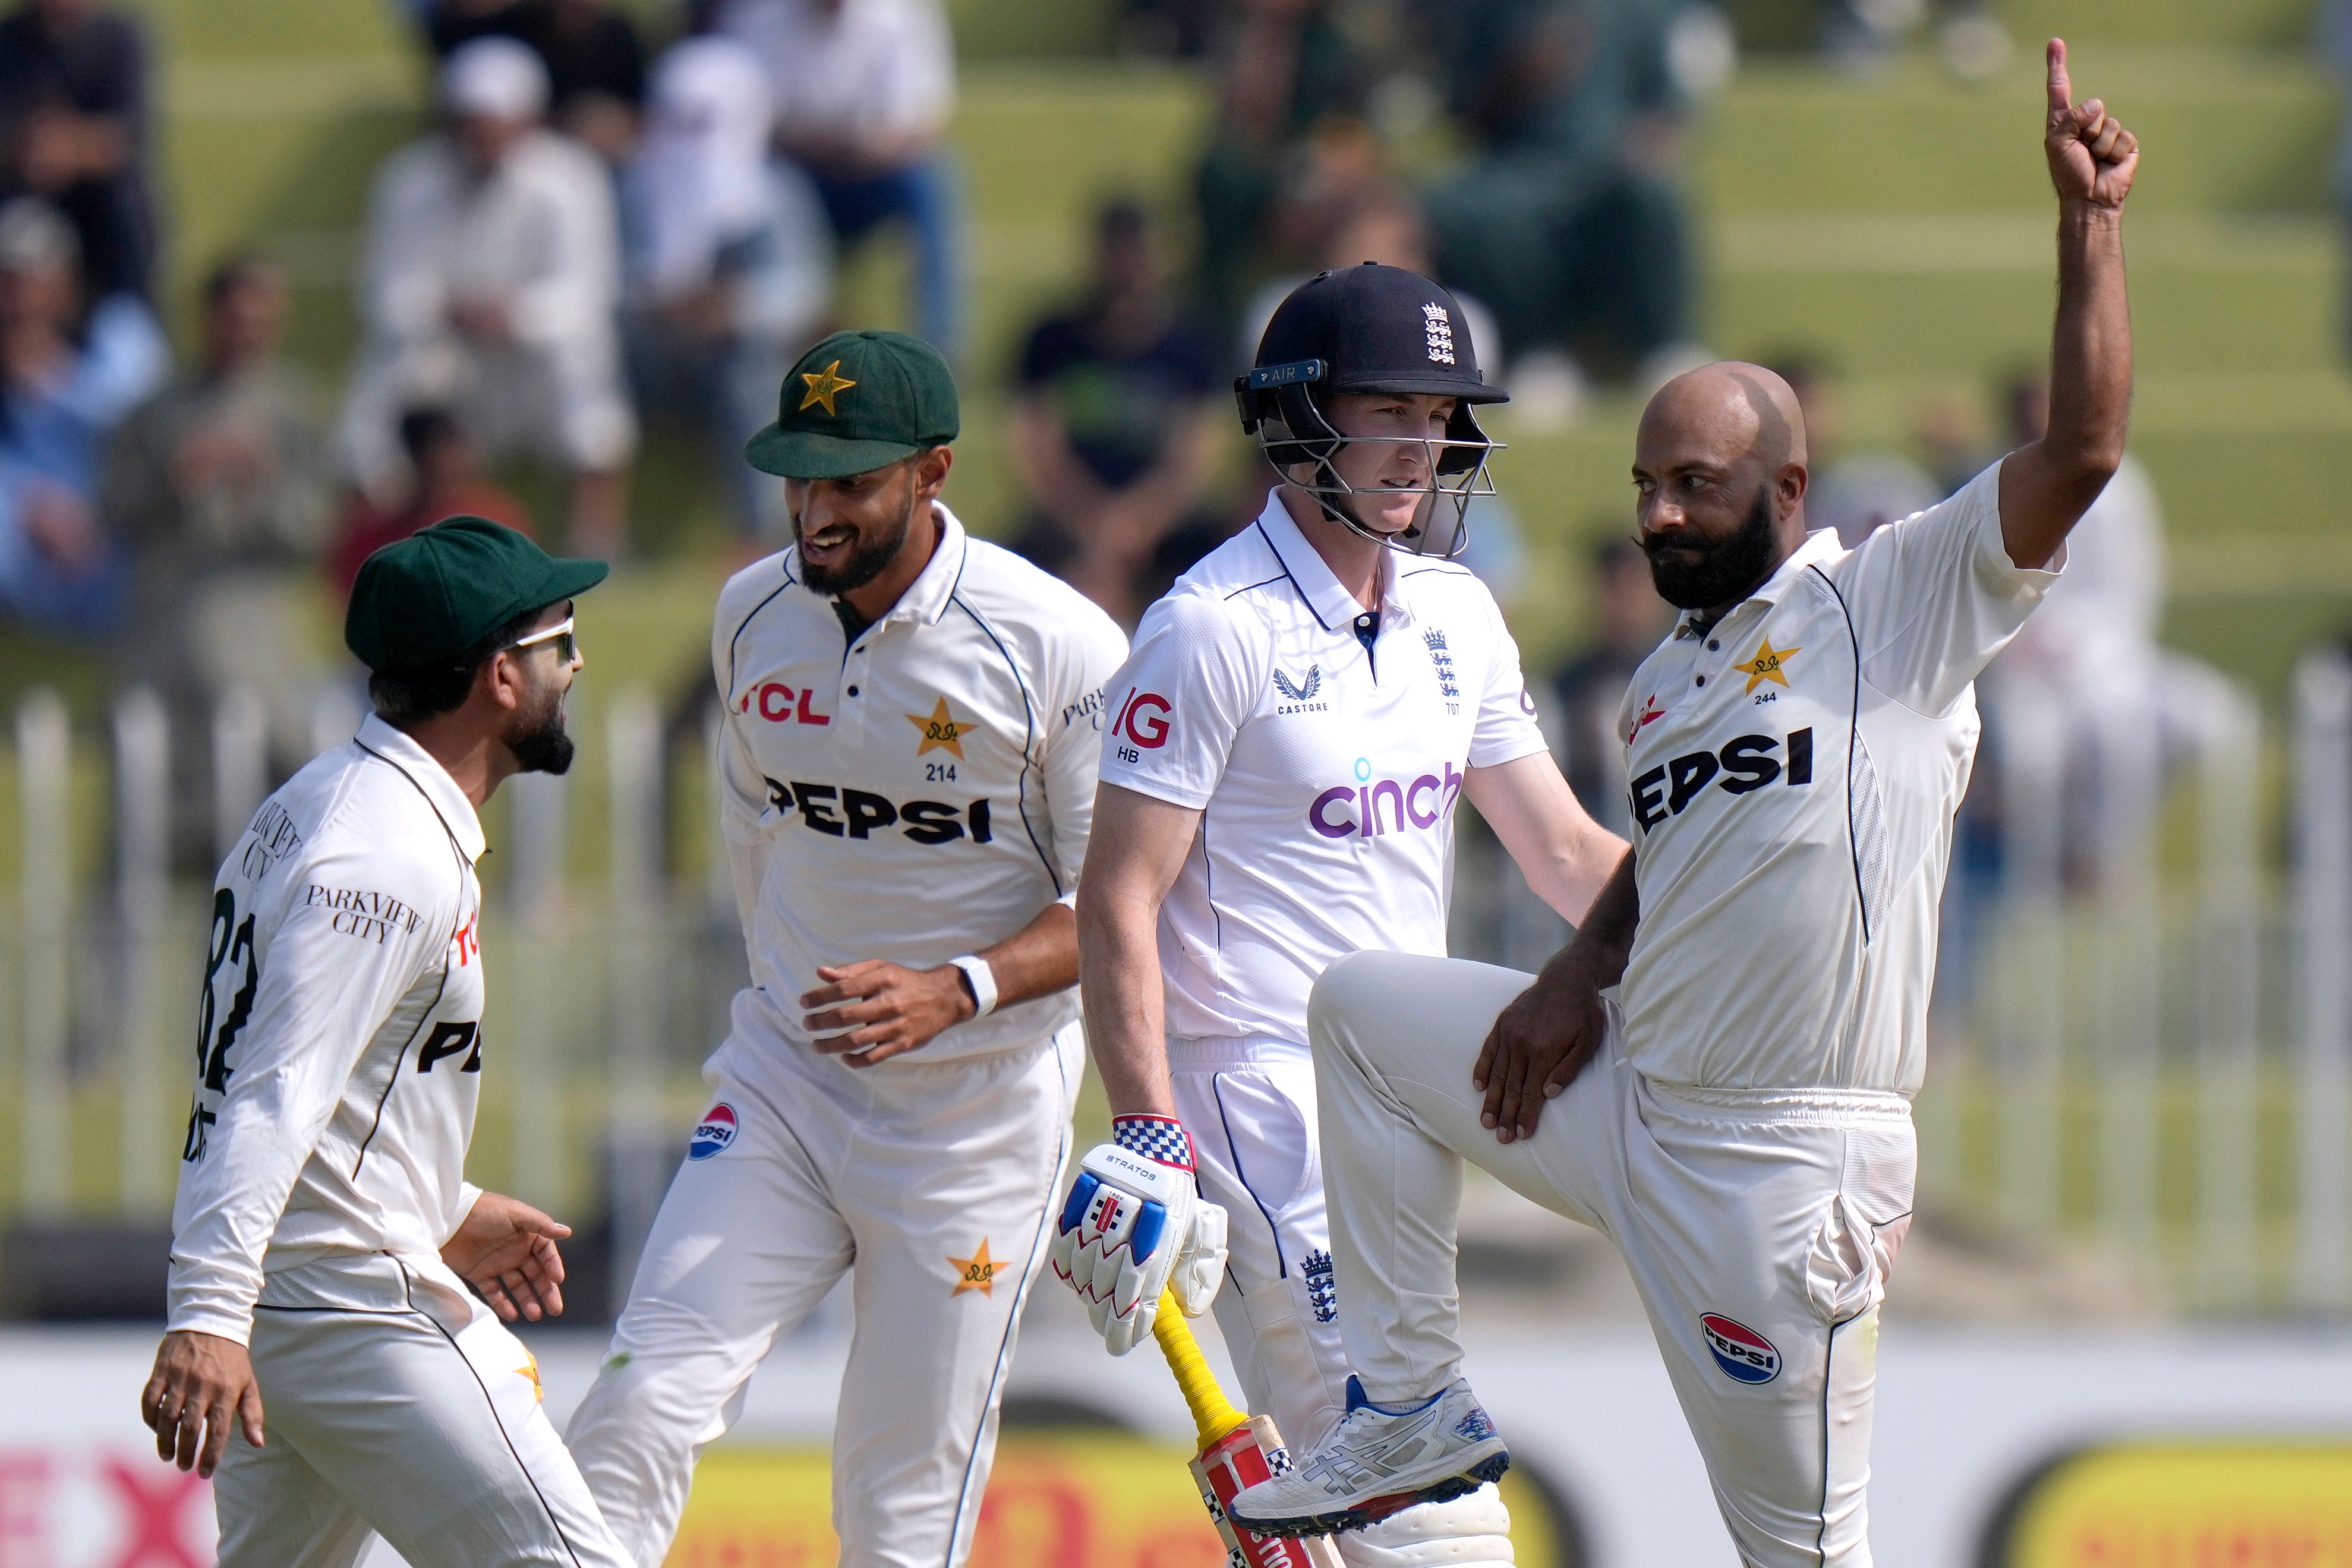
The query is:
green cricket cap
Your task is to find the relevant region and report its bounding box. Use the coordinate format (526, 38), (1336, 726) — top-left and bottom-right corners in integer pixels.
(745, 328), (959, 479)
(344, 516), (609, 674)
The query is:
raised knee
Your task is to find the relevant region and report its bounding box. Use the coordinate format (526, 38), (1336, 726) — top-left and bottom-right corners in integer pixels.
(1308, 951), (1390, 1052)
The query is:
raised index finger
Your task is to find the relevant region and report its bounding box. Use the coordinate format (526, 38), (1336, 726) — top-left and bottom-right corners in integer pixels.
(2045, 37), (2070, 115)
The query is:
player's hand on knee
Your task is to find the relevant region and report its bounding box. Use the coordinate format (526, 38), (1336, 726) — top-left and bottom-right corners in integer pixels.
(801, 959), (975, 1067)
(443, 1190), (573, 1322)
(1049, 1117), (1229, 1355)
(141, 1329), (264, 1478)
(1474, 951), (1609, 1144)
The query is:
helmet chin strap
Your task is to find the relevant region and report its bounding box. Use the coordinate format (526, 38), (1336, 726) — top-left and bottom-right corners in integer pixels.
(1294, 454), (1456, 554)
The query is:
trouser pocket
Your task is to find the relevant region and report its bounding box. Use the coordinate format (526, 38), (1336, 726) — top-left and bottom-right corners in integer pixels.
(1804, 1120), (1917, 1324)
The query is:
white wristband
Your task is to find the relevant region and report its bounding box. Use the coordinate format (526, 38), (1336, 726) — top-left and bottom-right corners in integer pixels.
(948, 954), (998, 1018)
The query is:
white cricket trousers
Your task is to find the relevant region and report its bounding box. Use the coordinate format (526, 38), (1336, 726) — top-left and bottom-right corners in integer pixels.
(1171, 1039), (1515, 1568)
(565, 1025), (1082, 1568)
(1309, 954), (1916, 1568)
(213, 1252), (629, 1568)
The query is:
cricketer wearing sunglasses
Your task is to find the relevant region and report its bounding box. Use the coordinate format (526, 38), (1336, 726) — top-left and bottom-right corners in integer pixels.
(143, 516), (632, 1567)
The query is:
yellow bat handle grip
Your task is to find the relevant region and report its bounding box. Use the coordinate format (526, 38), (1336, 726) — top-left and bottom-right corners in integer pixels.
(1152, 1286), (1246, 1451)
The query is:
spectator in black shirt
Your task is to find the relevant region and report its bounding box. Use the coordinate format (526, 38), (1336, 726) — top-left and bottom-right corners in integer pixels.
(1010, 197), (1229, 626)
(0, 0), (153, 301)
(425, 0), (647, 161)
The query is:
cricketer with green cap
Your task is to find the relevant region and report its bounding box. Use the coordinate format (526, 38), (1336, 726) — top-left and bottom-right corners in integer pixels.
(565, 330), (1133, 1567)
(144, 513), (632, 1568)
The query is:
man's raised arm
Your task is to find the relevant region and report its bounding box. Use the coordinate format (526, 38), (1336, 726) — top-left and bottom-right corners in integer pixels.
(1998, 37), (2140, 570)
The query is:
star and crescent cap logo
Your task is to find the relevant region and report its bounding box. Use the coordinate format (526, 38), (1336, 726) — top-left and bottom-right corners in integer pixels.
(909, 696), (976, 759)
(1735, 638), (1801, 695)
(799, 359), (857, 416)
(949, 1239), (997, 1296)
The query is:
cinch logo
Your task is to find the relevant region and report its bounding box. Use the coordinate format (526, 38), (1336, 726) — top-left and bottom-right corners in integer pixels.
(740, 682), (833, 725)
(1700, 1314), (1780, 1384)
(1110, 687), (1172, 762)
(1309, 763), (1463, 840)
(689, 1103), (738, 1160)
(1629, 728), (1814, 833)
(764, 778), (994, 845)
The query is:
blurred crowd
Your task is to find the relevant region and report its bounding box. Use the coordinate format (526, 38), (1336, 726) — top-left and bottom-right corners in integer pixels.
(0, 0), (1752, 669)
(0, 0), (2211, 903)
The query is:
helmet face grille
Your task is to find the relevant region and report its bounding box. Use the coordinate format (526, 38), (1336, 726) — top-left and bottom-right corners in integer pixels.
(1235, 335), (1505, 561)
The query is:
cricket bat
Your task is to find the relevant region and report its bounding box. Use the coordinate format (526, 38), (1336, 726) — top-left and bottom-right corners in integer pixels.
(1151, 1288), (1345, 1568)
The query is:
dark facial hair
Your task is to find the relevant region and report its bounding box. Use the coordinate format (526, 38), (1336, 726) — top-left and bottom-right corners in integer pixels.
(1644, 482), (1779, 611)
(796, 475), (917, 597)
(506, 679), (575, 776)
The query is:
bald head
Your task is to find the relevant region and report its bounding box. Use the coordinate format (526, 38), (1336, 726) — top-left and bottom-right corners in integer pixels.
(1631, 361), (1814, 615)
(1642, 361), (1808, 472)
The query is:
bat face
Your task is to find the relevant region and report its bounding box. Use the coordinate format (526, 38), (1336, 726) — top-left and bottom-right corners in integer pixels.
(1191, 1415), (1342, 1568)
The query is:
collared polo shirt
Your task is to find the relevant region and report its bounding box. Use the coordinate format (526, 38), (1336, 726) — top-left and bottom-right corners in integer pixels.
(1614, 462), (2058, 1096)
(169, 714), (488, 1343)
(711, 503), (1128, 1068)
(1101, 492), (1547, 1052)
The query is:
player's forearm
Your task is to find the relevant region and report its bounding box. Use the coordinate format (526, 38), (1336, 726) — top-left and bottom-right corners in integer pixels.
(1075, 886), (1177, 1118)
(974, 901), (1080, 1011)
(2044, 202), (2132, 490)
(1560, 848), (1640, 985)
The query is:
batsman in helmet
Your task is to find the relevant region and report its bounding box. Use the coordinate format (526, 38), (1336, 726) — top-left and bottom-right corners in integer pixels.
(1051, 261), (1628, 1564)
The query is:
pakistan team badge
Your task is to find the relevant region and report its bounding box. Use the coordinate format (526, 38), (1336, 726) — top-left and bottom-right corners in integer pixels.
(949, 1239), (997, 1296)
(909, 696), (977, 759)
(798, 359), (856, 415)
(1736, 637), (1801, 694)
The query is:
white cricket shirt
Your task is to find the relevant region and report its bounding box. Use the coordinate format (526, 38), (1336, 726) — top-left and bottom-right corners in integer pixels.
(168, 715), (488, 1344)
(1615, 462), (2058, 1096)
(711, 503), (1128, 1069)
(1101, 493), (1548, 1053)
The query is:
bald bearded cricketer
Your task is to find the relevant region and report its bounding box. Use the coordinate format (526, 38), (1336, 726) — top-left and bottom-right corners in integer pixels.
(1231, 40), (2138, 1565)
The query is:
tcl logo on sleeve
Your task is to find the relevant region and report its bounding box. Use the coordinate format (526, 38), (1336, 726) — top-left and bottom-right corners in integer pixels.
(1110, 689), (1172, 762)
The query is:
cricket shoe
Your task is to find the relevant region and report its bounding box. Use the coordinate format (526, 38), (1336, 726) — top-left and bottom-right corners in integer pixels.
(1225, 1375), (1509, 1538)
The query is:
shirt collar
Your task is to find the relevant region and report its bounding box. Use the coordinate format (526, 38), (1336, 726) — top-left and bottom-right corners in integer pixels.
(1251, 490), (1412, 633)
(355, 712), (488, 864)
(1674, 526), (1842, 641)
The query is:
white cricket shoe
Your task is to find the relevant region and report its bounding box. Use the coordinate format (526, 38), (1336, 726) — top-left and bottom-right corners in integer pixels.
(1225, 1376), (1510, 1538)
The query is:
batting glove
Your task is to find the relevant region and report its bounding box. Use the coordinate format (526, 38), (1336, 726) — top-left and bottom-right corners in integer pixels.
(1049, 1115), (1228, 1355)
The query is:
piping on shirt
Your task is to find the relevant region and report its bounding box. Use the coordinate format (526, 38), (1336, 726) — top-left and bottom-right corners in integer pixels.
(1806, 566), (1875, 946)
(950, 592), (1060, 895)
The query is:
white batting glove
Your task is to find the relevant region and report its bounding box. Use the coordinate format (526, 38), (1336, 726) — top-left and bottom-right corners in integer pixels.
(1049, 1115), (1228, 1356)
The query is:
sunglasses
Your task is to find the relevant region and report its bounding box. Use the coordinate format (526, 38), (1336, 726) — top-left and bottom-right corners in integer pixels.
(508, 616), (577, 664)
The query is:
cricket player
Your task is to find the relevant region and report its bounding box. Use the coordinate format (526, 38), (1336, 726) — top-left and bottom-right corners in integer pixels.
(140, 516), (626, 1567)
(1049, 262), (1627, 1568)
(563, 330), (1129, 1567)
(1229, 43), (2138, 1566)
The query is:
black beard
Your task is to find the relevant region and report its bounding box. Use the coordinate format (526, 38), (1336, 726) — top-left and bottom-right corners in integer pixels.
(797, 484), (915, 596)
(506, 689), (575, 776)
(1645, 484), (1779, 610)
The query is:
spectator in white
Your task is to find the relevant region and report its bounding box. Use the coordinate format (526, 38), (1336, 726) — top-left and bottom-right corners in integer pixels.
(717, 0), (961, 359)
(339, 37), (636, 556)
(0, 193), (163, 636)
(623, 36), (831, 541)
(1974, 373), (2236, 891)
